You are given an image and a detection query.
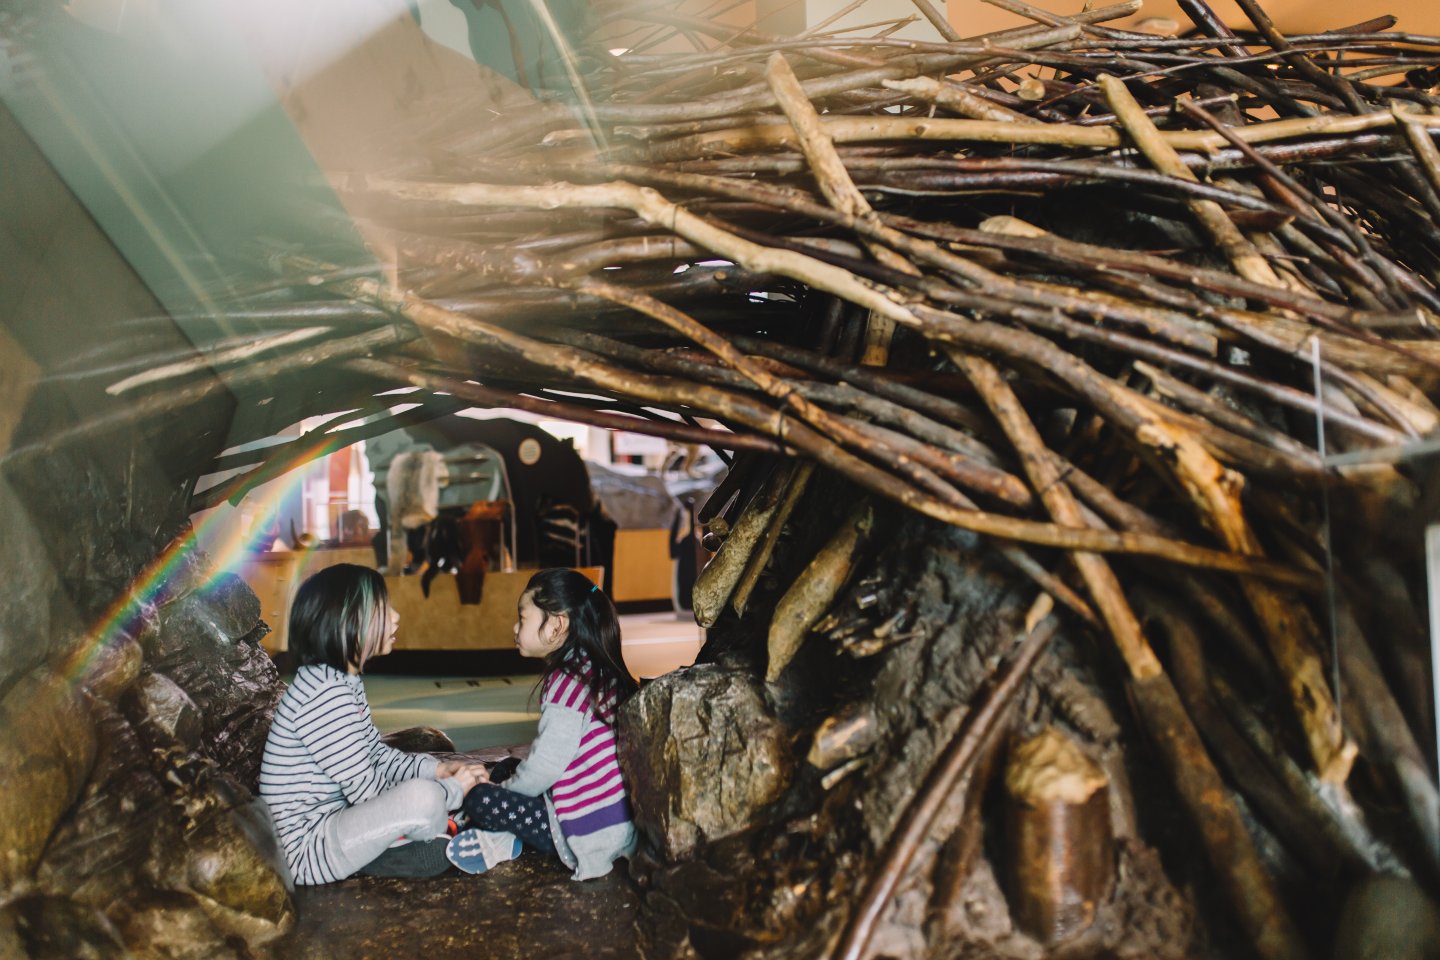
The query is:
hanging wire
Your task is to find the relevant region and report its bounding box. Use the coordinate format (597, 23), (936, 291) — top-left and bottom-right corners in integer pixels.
(1311, 336), (1342, 718)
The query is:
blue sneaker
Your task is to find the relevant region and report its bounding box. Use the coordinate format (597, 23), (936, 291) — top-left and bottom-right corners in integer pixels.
(446, 828), (522, 874)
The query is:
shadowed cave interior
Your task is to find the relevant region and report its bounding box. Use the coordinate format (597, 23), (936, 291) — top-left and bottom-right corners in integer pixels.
(7, 2), (1440, 959)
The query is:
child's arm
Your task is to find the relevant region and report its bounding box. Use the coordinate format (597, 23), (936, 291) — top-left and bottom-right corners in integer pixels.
(503, 702), (585, 797)
(298, 684), (433, 804)
(363, 710), (440, 787)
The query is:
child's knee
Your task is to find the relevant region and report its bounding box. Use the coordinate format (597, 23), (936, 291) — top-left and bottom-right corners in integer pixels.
(393, 778), (448, 824)
(461, 782), (501, 819)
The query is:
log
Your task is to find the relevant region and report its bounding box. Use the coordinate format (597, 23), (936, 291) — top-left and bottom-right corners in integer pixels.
(732, 462), (814, 618)
(807, 702), (881, 771)
(693, 460), (799, 628)
(1003, 727), (1114, 946)
(768, 502), (873, 682)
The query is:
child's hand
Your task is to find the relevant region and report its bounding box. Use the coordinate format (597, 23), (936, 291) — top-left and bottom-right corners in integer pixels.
(436, 760), (490, 792)
(450, 764), (490, 792)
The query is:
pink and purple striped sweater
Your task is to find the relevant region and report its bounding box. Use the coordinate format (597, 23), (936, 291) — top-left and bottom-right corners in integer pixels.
(541, 668), (633, 840)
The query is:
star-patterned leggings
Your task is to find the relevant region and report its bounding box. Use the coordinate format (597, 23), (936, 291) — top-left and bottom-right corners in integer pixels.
(461, 784), (557, 854)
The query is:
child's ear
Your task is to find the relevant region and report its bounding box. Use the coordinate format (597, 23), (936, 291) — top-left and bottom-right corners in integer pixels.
(547, 612), (570, 647)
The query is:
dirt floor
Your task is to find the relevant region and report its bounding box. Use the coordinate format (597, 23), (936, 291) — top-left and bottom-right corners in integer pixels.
(275, 854), (641, 960)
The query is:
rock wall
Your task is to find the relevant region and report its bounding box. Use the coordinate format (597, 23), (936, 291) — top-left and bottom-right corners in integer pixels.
(0, 382), (294, 959)
(0, 104), (291, 959)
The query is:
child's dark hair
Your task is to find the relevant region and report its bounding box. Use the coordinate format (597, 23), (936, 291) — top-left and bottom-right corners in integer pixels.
(289, 564), (389, 673)
(525, 568), (637, 713)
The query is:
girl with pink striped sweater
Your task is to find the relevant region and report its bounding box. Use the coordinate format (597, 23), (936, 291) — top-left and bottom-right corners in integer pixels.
(448, 568), (638, 879)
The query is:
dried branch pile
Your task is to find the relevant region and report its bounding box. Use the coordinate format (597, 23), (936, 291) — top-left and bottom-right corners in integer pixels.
(91, 0), (1440, 955)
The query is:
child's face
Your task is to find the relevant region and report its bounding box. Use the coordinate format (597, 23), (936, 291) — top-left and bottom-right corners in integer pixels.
(514, 591), (567, 659)
(358, 604), (400, 669)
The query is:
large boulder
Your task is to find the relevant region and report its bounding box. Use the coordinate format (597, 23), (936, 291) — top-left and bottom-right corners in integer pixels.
(619, 663), (790, 861)
(149, 792), (295, 945)
(35, 699), (167, 912)
(9, 894), (133, 960)
(0, 669), (96, 890)
(37, 690), (294, 957)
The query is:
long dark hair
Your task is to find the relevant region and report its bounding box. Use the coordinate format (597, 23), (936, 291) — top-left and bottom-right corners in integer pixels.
(289, 564), (389, 673)
(525, 568), (637, 715)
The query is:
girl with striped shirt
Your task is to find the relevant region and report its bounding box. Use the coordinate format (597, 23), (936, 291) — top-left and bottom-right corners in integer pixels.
(259, 564), (488, 884)
(448, 568), (638, 880)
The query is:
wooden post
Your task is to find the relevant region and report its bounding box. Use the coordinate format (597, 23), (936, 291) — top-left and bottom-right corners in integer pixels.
(1003, 727), (1114, 946)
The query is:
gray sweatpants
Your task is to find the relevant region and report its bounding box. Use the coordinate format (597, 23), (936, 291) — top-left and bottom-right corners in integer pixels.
(322, 778), (452, 880)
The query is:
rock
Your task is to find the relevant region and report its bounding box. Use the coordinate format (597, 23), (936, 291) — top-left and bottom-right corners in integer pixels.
(188, 572), (263, 641)
(160, 629), (283, 790)
(806, 702), (879, 771)
(149, 590), (241, 667)
(119, 893), (239, 960)
(382, 725), (457, 753)
(78, 632), (145, 702)
(123, 671), (204, 750)
(148, 538), (214, 610)
(1332, 873), (1440, 960)
(0, 669), (96, 889)
(11, 894), (133, 960)
(144, 570), (265, 673)
(35, 698), (170, 911)
(91, 529), (160, 584)
(634, 887), (703, 960)
(173, 798), (295, 944)
(619, 663), (790, 861)
(37, 701), (294, 955)
(139, 749), (294, 929)
(239, 620), (272, 648)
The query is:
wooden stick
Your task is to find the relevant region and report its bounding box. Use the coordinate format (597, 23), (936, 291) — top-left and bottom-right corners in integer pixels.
(1126, 670), (1310, 960)
(191, 391), (471, 511)
(1334, 600), (1440, 874)
(345, 183), (1322, 588)
(732, 462), (815, 617)
(7, 323), (418, 474)
(883, 76), (1039, 123)
(105, 325), (333, 396)
(694, 461), (801, 627)
(635, 108), (1440, 164)
(768, 503), (873, 681)
(931, 323), (1352, 782)
(1139, 589), (1371, 877)
(1004, 727), (1114, 945)
(346, 358), (785, 454)
(960, 355), (1308, 959)
(958, 354), (1161, 678)
(764, 50), (914, 363)
(1099, 74), (1285, 289)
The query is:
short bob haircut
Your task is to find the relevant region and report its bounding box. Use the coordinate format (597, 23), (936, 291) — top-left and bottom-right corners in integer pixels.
(288, 563), (390, 673)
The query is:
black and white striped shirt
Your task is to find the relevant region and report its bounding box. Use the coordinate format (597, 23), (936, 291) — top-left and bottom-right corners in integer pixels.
(259, 664), (440, 884)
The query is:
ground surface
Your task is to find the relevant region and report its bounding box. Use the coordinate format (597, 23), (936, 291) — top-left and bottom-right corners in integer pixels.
(274, 855), (642, 960)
